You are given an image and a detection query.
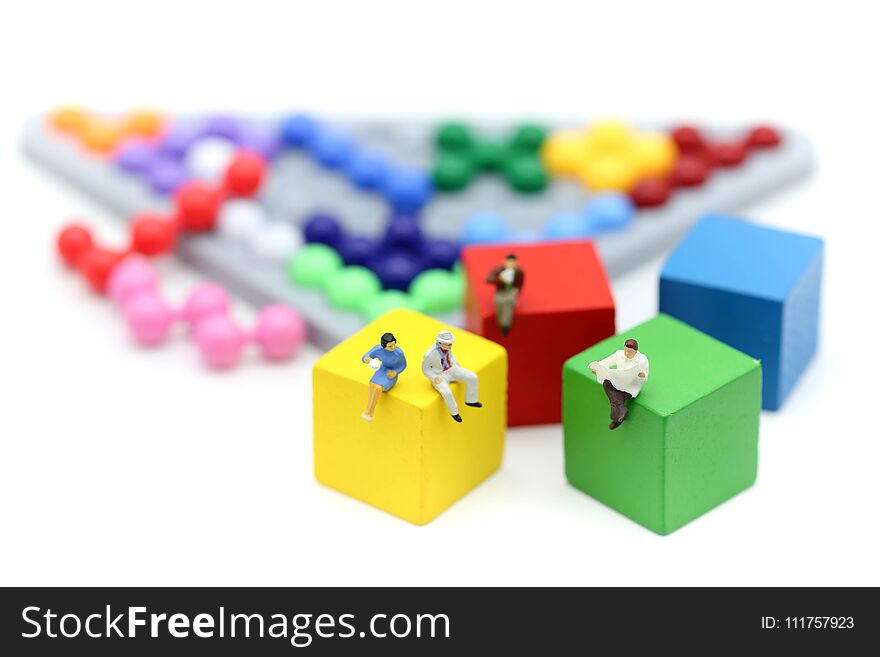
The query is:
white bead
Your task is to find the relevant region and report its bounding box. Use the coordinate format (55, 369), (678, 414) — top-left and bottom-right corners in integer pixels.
(218, 199), (268, 244)
(185, 137), (237, 182)
(250, 222), (302, 263)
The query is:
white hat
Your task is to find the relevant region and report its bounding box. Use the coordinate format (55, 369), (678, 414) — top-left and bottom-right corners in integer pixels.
(437, 330), (455, 345)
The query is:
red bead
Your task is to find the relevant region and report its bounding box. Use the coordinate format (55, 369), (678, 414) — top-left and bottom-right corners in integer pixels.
(710, 141), (748, 167)
(223, 151), (266, 197)
(670, 125), (705, 153)
(746, 125), (781, 149)
(130, 212), (177, 256)
(77, 248), (124, 293)
(175, 181), (222, 232)
(668, 155), (711, 187)
(630, 178), (671, 208)
(57, 224), (94, 266)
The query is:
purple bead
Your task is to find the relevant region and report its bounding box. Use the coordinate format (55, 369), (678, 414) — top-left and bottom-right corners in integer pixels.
(202, 115), (243, 141)
(302, 213), (343, 247)
(337, 235), (379, 266)
(345, 150), (390, 190)
(147, 158), (190, 195)
(422, 239), (460, 270)
(384, 218), (423, 252)
(116, 143), (158, 174)
(158, 125), (204, 158)
(370, 253), (425, 291)
(238, 126), (282, 160)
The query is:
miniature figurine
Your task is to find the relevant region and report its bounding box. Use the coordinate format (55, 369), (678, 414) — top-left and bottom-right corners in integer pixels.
(485, 253), (524, 336)
(361, 332), (407, 422)
(589, 338), (649, 430)
(422, 330), (482, 422)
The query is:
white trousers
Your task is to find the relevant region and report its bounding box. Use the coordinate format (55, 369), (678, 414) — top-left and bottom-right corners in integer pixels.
(431, 366), (479, 415)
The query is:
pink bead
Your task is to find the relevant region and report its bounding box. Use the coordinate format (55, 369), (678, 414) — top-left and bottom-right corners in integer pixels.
(253, 305), (307, 360)
(123, 293), (175, 346)
(180, 283), (230, 325)
(194, 314), (246, 368)
(107, 258), (159, 306)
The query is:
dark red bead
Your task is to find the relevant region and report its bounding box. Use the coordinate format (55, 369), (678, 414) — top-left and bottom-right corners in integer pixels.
(710, 142), (748, 167)
(175, 181), (222, 232)
(746, 125), (781, 149)
(668, 155), (711, 187)
(130, 212), (177, 256)
(77, 248), (123, 293)
(630, 178), (672, 208)
(670, 125), (705, 153)
(57, 224), (94, 267)
(224, 151), (266, 197)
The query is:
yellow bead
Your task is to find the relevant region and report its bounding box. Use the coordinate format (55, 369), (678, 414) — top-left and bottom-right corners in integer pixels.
(577, 154), (640, 192)
(583, 119), (635, 154)
(313, 308), (507, 525)
(50, 107), (89, 135)
(632, 133), (678, 177)
(541, 130), (589, 176)
(126, 109), (165, 137)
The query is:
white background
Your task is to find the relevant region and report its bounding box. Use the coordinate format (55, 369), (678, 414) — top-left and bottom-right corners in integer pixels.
(1, 0), (877, 586)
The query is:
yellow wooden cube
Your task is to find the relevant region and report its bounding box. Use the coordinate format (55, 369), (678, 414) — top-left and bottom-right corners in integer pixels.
(313, 308), (508, 525)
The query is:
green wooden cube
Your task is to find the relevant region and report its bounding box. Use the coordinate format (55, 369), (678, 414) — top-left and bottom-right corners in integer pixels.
(563, 314), (762, 535)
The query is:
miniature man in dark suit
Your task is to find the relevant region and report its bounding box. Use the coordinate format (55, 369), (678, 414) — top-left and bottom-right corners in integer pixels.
(485, 253), (524, 336)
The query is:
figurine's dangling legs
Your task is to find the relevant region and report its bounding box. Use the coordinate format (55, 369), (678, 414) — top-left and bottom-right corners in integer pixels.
(494, 288), (518, 336)
(603, 379), (632, 430)
(362, 382), (384, 422)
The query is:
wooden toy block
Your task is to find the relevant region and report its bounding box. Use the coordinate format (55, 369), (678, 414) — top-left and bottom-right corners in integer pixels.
(462, 240), (615, 426)
(563, 314), (761, 535)
(659, 214), (823, 410)
(313, 308), (507, 525)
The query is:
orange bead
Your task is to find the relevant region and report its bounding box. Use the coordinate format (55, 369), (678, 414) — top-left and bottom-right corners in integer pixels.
(50, 107), (90, 135)
(81, 121), (124, 153)
(125, 110), (165, 137)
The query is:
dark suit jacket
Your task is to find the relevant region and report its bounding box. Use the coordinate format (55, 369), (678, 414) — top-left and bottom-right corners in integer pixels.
(485, 266), (524, 292)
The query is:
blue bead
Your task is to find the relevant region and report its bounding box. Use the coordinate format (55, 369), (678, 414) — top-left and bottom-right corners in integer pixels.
(336, 235), (379, 267)
(370, 253), (425, 291)
(422, 239), (460, 270)
(383, 168), (433, 213)
(461, 211), (512, 245)
(384, 218), (423, 252)
(303, 213), (343, 247)
(309, 128), (355, 169)
(542, 211), (593, 240)
(280, 114), (319, 148)
(346, 150), (390, 190)
(584, 192), (636, 232)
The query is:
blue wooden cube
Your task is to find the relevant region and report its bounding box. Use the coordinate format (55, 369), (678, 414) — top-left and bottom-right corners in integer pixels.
(660, 215), (823, 410)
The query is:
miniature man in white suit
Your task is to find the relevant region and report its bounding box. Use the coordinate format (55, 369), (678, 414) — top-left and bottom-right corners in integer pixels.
(422, 330), (482, 422)
(590, 338), (649, 430)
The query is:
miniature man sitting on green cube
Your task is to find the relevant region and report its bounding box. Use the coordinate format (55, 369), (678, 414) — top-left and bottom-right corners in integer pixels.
(590, 338), (649, 430)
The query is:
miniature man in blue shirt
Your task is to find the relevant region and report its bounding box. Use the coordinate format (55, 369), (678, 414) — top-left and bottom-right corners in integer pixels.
(421, 330), (482, 422)
(361, 332), (407, 422)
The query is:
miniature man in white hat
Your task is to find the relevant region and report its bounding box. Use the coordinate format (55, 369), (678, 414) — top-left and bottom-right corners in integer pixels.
(421, 329), (482, 422)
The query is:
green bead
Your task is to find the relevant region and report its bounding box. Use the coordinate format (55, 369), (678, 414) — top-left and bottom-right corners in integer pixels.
(326, 266), (382, 311)
(433, 153), (474, 191)
(510, 124), (547, 152)
(287, 244), (343, 289)
(409, 269), (464, 313)
(505, 156), (549, 193)
(362, 290), (414, 321)
(474, 140), (510, 171)
(436, 122), (474, 151)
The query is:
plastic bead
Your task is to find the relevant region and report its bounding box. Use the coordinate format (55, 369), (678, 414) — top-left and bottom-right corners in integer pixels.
(287, 243), (343, 288)
(421, 239), (460, 270)
(746, 125), (781, 149)
(253, 305), (307, 360)
(504, 156), (548, 193)
(584, 193), (636, 232)
(384, 218), (423, 252)
(326, 267), (382, 311)
(461, 211), (512, 244)
(107, 258), (159, 306)
(185, 137), (237, 182)
(383, 169), (433, 212)
(130, 213), (177, 256)
(433, 153), (474, 191)
(541, 130), (589, 176)
(362, 290), (415, 321)
(202, 115), (242, 141)
(223, 151), (266, 197)
(279, 114), (319, 147)
(542, 211), (592, 240)
(303, 213), (343, 247)
(50, 107), (89, 134)
(218, 199), (269, 244)
(125, 110), (164, 138)
(509, 124), (547, 151)
(630, 178), (671, 208)
(345, 151), (390, 190)
(194, 314), (247, 369)
(711, 142), (748, 167)
(408, 269), (463, 313)
(180, 283), (231, 325)
(81, 121), (124, 153)
(436, 122), (474, 151)
(668, 155), (711, 187)
(116, 143), (158, 174)
(77, 248), (123, 293)
(175, 181), (222, 232)
(158, 125), (204, 158)
(310, 129), (355, 169)
(473, 140), (509, 171)
(670, 125), (705, 153)
(123, 293), (176, 346)
(250, 221), (302, 263)
(237, 127), (281, 160)
(370, 253), (425, 291)
(336, 235), (379, 267)
(57, 224), (94, 267)
(147, 158), (190, 195)
(632, 134), (678, 177)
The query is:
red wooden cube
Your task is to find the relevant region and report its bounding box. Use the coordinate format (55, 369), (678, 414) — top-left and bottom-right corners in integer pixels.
(461, 240), (616, 426)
